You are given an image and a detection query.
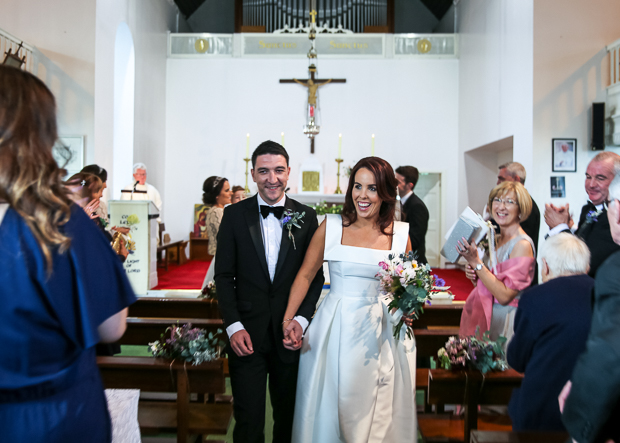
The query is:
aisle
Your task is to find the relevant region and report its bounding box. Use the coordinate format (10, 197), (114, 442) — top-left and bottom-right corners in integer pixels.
(152, 260), (211, 290)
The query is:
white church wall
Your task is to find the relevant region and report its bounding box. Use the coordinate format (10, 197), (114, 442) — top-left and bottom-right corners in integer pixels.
(94, 0), (176, 205)
(532, 0), (620, 239)
(457, 0), (534, 214)
(165, 57), (459, 243)
(0, 0), (96, 165)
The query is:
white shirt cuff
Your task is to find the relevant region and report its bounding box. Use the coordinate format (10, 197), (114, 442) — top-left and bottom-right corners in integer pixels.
(294, 315), (309, 333)
(547, 223), (573, 238)
(226, 321), (245, 338)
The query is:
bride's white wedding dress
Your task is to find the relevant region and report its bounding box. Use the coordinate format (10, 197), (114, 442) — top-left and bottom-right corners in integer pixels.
(292, 214), (418, 443)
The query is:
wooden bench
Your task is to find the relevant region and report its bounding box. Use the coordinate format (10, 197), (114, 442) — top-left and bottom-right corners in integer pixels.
(119, 317), (227, 346)
(419, 369), (524, 443)
(157, 240), (185, 271)
(413, 326), (461, 358)
(129, 298), (221, 320)
(415, 303), (464, 329)
(470, 430), (569, 443)
(97, 356), (232, 443)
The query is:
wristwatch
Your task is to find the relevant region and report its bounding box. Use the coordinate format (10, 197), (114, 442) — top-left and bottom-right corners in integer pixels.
(474, 263), (483, 271)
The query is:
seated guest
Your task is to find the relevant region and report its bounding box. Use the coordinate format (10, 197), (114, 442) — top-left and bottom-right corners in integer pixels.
(544, 151), (620, 277)
(0, 65), (136, 442)
(507, 233), (593, 431)
(201, 176), (232, 289)
(395, 165), (429, 264)
(458, 181), (536, 340)
(120, 162), (163, 221)
(231, 185), (246, 204)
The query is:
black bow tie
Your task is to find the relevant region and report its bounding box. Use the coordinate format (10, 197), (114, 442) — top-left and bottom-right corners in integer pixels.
(260, 205), (284, 219)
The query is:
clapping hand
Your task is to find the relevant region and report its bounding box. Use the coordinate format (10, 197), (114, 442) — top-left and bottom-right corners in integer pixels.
(282, 319), (303, 351)
(544, 203), (572, 229)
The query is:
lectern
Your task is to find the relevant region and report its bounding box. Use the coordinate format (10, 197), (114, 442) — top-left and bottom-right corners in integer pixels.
(108, 200), (159, 295)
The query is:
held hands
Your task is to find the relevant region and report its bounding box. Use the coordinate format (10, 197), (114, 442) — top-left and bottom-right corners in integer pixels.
(544, 203), (572, 229)
(282, 319), (303, 351)
(230, 330), (254, 357)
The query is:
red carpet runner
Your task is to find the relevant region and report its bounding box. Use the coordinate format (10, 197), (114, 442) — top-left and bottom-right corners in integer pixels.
(154, 260), (471, 301)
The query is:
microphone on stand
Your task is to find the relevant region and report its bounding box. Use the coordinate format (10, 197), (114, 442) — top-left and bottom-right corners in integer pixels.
(131, 180), (139, 200)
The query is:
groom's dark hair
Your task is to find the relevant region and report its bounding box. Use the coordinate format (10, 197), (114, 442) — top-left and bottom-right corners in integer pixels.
(252, 141), (289, 167)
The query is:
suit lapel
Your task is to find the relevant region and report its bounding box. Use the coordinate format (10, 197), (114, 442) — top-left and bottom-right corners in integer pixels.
(245, 196), (270, 280)
(274, 197), (296, 282)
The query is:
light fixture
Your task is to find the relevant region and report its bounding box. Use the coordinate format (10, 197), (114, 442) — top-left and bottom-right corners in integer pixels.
(3, 42), (26, 69)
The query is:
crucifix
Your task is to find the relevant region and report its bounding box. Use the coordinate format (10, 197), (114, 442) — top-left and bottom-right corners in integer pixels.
(279, 65), (346, 153)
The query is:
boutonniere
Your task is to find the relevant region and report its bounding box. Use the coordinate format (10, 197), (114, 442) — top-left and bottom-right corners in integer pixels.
(586, 209), (603, 224)
(282, 209), (305, 250)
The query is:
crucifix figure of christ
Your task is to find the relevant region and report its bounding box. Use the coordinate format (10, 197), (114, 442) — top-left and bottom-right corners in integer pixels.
(280, 65), (346, 153)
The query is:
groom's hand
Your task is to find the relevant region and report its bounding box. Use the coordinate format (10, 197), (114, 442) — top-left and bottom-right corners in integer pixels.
(230, 330), (254, 356)
(283, 320), (303, 351)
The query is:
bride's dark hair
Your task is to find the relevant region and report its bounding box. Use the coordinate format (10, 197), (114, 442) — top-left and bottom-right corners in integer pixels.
(342, 157), (397, 236)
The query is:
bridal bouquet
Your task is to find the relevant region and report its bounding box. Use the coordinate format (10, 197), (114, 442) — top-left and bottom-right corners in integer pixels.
(377, 251), (444, 340)
(149, 323), (225, 365)
(437, 328), (508, 374)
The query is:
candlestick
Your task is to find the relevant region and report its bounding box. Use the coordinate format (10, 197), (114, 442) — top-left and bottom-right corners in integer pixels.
(371, 134), (375, 156)
(335, 158), (344, 194)
(338, 133), (342, 159)
(281, 132), (285, 147)
(244, 157), (251, 195)
(246, 133), (250, 158)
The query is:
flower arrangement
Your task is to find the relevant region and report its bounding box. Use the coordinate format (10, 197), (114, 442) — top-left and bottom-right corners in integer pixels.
(311, 201), (344, 215)
(149, 323), (225, 365)
(377, 251), (445, 340)
(199, 281), (217, 300)
(586, 209), (603, 224)
(437, 328), (508, 374)
(282, 209), (305, 249)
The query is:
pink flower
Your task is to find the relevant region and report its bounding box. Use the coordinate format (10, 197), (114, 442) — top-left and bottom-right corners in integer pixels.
(395, 264), (404, 274)
(379, 261), (389, 270)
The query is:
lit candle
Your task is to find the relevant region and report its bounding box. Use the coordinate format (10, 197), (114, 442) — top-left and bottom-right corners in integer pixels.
(281, 132), (285, 147)
(338, 134), (342, 159)
(371, 134), (375, 156)
(246, 133), (250, 158)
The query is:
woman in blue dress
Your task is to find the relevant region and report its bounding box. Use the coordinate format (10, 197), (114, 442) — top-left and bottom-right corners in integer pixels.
(0, 66), (136, 442)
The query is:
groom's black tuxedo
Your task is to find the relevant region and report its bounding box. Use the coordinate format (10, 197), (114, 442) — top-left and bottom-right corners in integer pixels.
(573, 203), (620, 277)
(215, 194), (324, 443)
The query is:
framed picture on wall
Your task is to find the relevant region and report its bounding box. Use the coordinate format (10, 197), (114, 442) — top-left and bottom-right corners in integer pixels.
(550, 176), (566, 198)
(552, 138), (577, 172)
(52, 135), (85, 177)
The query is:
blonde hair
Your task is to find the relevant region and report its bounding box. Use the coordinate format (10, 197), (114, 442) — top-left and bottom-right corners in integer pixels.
(0, 66), (73, 272)
(488, 181), (532, 222)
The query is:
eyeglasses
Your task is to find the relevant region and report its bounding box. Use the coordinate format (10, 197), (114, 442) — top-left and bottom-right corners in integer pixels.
(492, 197), (517, 207)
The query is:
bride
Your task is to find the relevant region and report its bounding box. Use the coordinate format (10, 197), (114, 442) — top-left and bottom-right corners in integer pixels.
(282, 157), (418, 443)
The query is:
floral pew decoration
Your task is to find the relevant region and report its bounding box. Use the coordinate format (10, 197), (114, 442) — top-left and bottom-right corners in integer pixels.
(199, 281), (217, 300)
(149, 323), (225, 365)
(437, 328), (508, 374)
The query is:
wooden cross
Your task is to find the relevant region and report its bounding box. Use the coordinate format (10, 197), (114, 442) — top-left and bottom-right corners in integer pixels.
(280, 66), (346, 153)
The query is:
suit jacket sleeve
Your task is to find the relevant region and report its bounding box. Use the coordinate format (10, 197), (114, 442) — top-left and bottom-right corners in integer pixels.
(562, 255), (620, 442)
(506, 292), (535, 373)
(294, 208), (324, 322)
(213, 205), (241, 328)
(406, 199), (429, 256)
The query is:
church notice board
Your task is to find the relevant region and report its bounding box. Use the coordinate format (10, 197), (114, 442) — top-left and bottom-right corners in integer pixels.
(109, 200), (159, 295)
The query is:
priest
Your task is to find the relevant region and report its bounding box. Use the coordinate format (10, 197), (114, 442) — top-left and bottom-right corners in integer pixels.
(120, 162), (163, 222)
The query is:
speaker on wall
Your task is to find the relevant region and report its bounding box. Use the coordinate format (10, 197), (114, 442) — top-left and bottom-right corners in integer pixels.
(591, 102), (605, 151)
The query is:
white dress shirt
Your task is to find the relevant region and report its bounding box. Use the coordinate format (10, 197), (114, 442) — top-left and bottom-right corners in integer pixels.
(226, 193), (309, 338)
(547, 202), (605, 238)
(400, 190), (413, 206)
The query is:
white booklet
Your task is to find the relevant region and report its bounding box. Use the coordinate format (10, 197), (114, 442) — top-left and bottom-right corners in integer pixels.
(441, 207), (488, 263)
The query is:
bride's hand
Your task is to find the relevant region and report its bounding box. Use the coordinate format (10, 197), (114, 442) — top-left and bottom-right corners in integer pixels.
(403, 313), (414, 328)
(283, 319), (303, 351)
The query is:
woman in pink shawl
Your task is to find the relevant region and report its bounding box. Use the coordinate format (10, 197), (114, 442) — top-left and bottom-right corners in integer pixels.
(457, 181), (536, 340)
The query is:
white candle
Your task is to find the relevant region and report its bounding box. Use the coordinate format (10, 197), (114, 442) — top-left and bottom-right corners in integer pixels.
(281, 132), (285, 147)
(246, 133), (250, 158)
(338, 134), (342, 159)
(371, 134), (375, 156)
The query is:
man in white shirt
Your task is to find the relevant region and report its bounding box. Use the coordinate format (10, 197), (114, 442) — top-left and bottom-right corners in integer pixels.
(214, 141), (324, 443)
(120, 163), (163, 222)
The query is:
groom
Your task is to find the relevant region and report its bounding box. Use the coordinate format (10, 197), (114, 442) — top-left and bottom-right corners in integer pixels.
(215, 141), (324, 443)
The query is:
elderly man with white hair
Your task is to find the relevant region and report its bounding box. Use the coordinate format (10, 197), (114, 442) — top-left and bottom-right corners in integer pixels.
(120, 163), (163, 222)
(559, 166), (620, 443)
(507, 233), (594, 432)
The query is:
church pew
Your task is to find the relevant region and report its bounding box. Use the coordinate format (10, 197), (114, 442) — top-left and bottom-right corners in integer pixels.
(128, 297), (221, 319)
(470, 430), (569, 443)
(414, 303), (463, 329)
(97, 356), (232, 443)
(419, 369), (524, 443)
(412, 326), (461, 358)
(119, 317), (227, 346)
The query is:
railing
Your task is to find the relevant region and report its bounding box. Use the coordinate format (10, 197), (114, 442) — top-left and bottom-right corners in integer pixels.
(0, 28), (34, 72)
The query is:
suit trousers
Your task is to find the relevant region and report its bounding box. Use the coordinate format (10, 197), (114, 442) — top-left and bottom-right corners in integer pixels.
(228, 324), (299, 443)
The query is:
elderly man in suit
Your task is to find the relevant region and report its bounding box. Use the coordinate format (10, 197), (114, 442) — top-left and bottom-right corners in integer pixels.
(215, 141), (324, 443)
(545, 151), (620, 277)
(507, 233), (593, 431)
(559, 160), (620, 443)
(395, 165), (429, 265)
